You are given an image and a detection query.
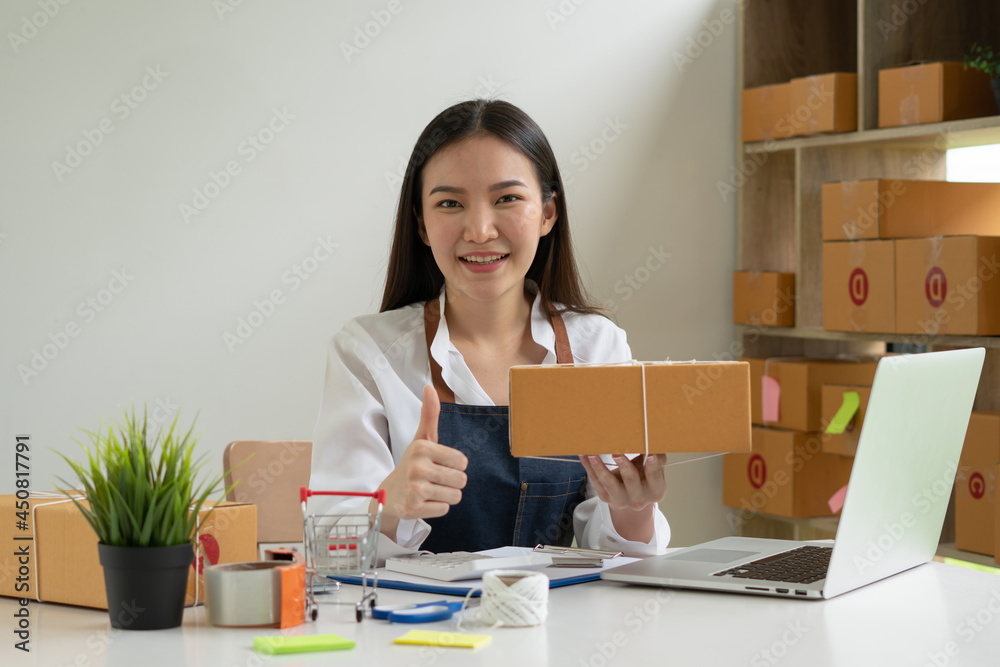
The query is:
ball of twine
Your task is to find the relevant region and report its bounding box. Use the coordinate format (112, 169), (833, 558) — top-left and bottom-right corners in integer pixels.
(478, 570), (549, 627)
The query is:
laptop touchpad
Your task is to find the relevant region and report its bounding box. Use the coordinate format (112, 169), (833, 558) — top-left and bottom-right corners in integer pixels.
(666, 548), (758, 563)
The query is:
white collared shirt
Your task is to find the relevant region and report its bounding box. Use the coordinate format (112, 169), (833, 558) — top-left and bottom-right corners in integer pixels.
(309, 287), (671, 556)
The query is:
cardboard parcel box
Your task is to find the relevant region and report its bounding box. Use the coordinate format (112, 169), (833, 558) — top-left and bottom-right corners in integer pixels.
(879, 61), (995, 128)
(788, 72), (857, 136)
(955, 411), (1000, 556)
(723, 427), (854, 519)
(762, 357), (880, 432)
(822, 180), (1000, 241)
(0, 495), (256, 609)
(820, 384), (871, 457)
(509, 361), (751, 457)
(741, 82), (794, 142)
(823, 240), (895, 333)
(895, 236), (1000, 336)
(732, 271), (795, 327)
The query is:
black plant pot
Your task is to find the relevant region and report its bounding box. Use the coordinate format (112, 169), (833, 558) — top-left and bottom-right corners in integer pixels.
(992, 79), (1000, 116)
(98, 542), (193, 630)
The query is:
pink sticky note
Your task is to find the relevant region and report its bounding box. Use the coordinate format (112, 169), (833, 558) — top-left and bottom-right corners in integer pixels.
(761, 376), (780, 423)
(828, 484), (849, 514)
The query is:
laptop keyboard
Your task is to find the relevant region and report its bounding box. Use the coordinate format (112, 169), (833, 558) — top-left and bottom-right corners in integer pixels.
(712, 545), (832, 584)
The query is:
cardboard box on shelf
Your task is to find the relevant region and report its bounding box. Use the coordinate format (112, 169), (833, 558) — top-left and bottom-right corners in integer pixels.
(823, 240), (896, 333)
(0, 496), (256, 609)
(723, 426), (854, 519)
(820, 384), (871, 457)
(733, 271), (795, 327)
(789, 72), (857, 136)
(878, 61), (996, 128)
(895, 236), (1000, 336)
(742, 357), (766, 426)
(762, 357), (880, 433)
(742, 82), (794, 142)
(955, 411), (1000, 556)
(822, 179), (1000, 241)
(509, 361), (751, 457)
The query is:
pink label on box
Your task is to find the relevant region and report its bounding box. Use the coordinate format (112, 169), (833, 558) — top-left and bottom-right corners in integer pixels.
(762, 376), (780, 423)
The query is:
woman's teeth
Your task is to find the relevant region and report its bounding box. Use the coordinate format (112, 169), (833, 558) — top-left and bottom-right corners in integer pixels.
(461, 254), (508, 264)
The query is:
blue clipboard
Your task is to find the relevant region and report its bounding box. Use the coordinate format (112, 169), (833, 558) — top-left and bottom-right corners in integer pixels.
(331, 572), (601, 597)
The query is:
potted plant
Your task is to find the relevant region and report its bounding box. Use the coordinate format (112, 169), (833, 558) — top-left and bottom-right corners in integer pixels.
(965, 42), (1000, 115)
(56, 407), (226, 630)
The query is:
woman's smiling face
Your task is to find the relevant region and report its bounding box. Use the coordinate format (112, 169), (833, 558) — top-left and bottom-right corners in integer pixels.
(418, 133), (557, 305)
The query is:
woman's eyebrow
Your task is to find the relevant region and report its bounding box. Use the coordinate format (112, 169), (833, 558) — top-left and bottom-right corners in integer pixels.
(428, 180), (528, 196)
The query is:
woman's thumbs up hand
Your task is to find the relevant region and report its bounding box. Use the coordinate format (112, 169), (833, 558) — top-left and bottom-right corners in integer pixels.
(376, 386), (469, 539)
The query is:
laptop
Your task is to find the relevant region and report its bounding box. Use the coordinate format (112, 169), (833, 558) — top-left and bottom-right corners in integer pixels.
(602, 348), (985, 600)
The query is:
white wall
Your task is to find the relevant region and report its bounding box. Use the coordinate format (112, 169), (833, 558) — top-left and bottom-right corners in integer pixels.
(0, 0), (739, 546)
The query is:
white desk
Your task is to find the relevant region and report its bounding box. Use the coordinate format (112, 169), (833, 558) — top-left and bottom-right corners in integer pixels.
(5, 562), (999, 666)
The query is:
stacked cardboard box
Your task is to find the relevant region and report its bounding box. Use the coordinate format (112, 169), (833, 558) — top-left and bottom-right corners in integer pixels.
(956, 411), (1000, 556)
(723, 357), (877, 519)
(878, 62), (995, 128)
(742, 72), (857, 142)
(822, 180), (1000, 335)
(732, 271), (795, 327)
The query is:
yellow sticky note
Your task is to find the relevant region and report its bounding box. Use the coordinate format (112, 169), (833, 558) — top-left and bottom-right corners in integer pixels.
(825, 391), (860, 434)
(393, 630), (492, 649)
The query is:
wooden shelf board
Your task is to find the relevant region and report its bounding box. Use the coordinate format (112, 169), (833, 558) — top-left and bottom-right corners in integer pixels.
(736, 324), (1000, 349)
(744, 115), (1000, 154)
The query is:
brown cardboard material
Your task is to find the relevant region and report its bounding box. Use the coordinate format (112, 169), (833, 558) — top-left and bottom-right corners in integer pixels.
(895, 236), (1000, 336)
(789, 72), (857, 136)
(0, 496), (256, 609)
(733, 271), (795, 327)
(878, 62), (995, 127)
(820, 384), (871, 457)
(742, 82), (794, 142)
(723, 427), (854, 518)
(955, 411), (1000, 556)
(763, 357), (880, 433)
(823, 240), (896, 333)
(509, 362), (752, 457)
(996, 463), (1000, 566)
(742, 357), (765, 426)
(822, 180), (1000, 241)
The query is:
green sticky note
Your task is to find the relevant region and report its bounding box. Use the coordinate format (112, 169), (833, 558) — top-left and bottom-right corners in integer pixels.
(254, 634), (355, 654)
(825, 391), (860, 435)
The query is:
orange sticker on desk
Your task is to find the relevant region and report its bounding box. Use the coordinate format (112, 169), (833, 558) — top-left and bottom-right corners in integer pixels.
(762, 376), (780, 423)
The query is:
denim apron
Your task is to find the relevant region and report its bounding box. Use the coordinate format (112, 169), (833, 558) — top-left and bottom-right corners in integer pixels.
(420, 299), (588, 552)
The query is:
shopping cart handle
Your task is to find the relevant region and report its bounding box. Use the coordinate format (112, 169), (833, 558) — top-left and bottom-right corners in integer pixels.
(300, 488), (387, 506)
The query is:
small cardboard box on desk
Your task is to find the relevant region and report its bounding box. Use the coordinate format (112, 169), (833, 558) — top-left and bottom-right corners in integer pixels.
(509, 361), (752, 456)
(0, 494), (257, 609)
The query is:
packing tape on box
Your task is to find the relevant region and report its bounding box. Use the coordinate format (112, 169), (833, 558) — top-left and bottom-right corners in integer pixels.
(517, 359), (737, 469)
(27, 493), (85, 602)
(205, 549), (306, 628)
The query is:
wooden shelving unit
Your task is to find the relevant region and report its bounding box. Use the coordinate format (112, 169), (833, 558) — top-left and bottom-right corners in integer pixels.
(734, 0), (1000, 558)
(736, 0), (1000, 414)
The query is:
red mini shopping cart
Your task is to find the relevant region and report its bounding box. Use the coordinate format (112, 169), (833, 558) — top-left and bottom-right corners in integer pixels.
(300, 488), (385, 621)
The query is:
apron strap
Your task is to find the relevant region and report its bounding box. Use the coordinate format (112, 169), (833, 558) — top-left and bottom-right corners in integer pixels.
(422, 296), (573, 402)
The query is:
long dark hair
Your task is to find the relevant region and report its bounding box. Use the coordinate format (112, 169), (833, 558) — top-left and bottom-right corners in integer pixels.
(379, 99), (603, 318)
